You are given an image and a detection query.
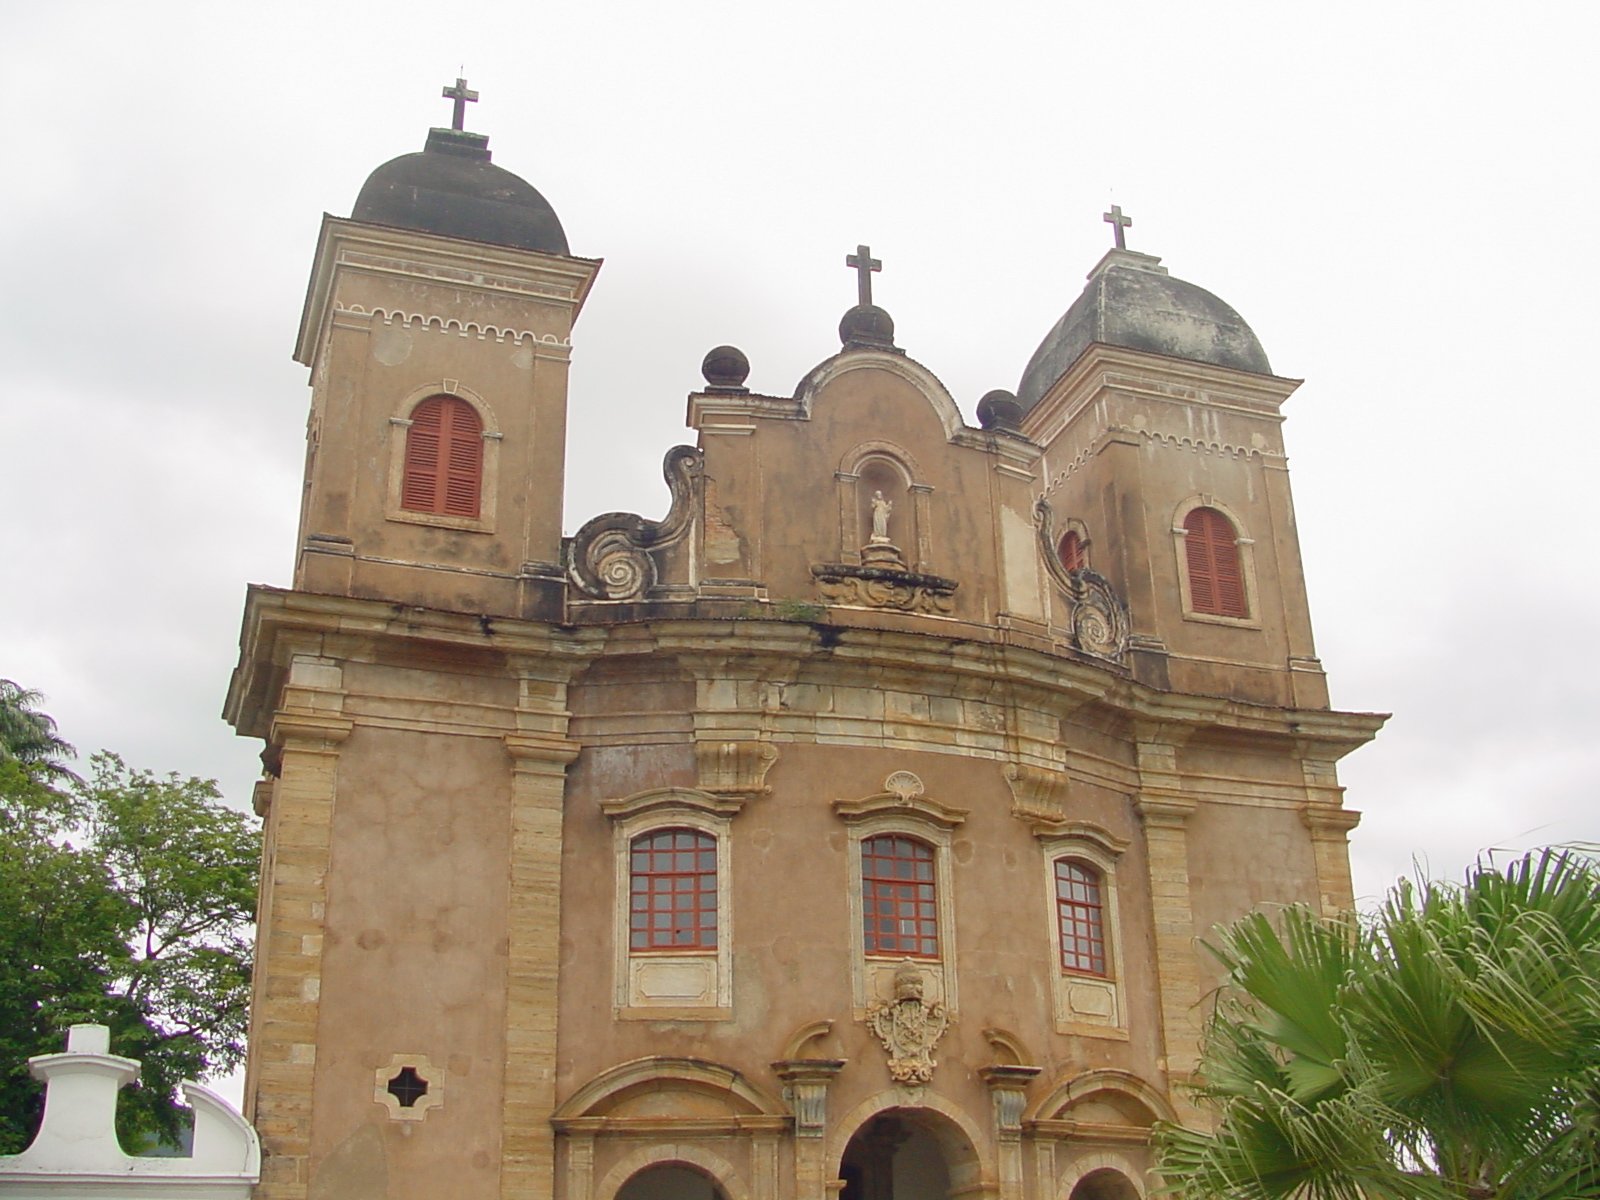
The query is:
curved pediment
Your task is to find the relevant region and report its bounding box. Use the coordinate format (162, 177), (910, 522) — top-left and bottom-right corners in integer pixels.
(1029, 1068), (1175, 1129)
(553, 1056), (786, 1122)
(795, 349), (967, 443)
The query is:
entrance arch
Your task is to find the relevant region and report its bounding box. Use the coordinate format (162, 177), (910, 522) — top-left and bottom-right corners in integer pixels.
(836, 1106), (980, 1200)
(616, 1162), (727, 1200)
(1067, 1167), (1141, 1200)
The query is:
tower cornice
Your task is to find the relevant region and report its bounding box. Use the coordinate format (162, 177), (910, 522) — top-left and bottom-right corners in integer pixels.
(294, 214), (602, 371)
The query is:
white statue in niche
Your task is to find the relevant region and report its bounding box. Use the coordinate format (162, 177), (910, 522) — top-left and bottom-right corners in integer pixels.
(869, 490), (894, 544)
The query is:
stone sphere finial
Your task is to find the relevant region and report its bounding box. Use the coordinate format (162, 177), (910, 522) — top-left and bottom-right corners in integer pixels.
(976, 389), (1024, 432)
(839, 304), (896, 349)
(701, 344), (751, 393)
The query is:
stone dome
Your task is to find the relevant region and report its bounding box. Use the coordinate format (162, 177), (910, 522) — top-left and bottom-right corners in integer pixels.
(1016, 249), (1270, 413)
(352, 127), (569, 256)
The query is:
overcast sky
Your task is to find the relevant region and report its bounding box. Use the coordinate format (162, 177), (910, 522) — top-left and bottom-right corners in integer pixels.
(4, 1), (1597, 915)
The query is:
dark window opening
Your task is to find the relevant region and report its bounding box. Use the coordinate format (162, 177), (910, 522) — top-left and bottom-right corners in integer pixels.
(387, 1066), (429, 1108)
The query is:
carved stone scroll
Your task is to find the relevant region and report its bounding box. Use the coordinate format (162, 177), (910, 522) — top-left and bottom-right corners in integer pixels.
(1034, 498), (1131, 662)
(568, 446), (702, 600)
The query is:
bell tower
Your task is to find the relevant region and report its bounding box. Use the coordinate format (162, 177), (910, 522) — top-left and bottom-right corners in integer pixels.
(291, 79), (598, 620)
(1017, 213), (1326, 710)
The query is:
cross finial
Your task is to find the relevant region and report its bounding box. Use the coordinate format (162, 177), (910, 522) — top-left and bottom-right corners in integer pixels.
(845, 244), (882, 307)
(442, 77), (479, 132)
(1102, 204), (1132, 250)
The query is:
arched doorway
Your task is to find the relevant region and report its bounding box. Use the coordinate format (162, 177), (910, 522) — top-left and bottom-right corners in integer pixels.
(838, 1108), (975, 1200)
(1068, 1168), (1140, 1200)
(616, 1162), (726, 1200)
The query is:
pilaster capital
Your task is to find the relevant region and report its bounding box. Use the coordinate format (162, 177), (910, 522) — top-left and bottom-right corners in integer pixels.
(1301, 803), (1361, 837)
(505, 733), (582, 769)
(1134, 795), (1197, 829)
(271, 712), (354, 755)
(978, 1065), (1042, 1141)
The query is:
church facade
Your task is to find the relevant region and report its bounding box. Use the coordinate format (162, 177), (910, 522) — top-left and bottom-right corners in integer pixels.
(225, 88), (1382, 1200)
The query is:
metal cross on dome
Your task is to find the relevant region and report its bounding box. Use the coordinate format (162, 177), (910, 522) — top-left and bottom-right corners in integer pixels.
(1103, 204), (1132, 250)
(442, 77), (479, 131)
(846, 244), (882, 307)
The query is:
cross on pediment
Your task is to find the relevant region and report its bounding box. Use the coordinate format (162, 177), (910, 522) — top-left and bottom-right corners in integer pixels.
(1102, 205), (1132, 250)
(442, 77), (479, 131)
(846, 244), (882, 307)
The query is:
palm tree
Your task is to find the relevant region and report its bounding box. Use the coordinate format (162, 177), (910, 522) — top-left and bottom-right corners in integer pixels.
(0, 679), (77, 783)
(1154, 849), (1600, 1200)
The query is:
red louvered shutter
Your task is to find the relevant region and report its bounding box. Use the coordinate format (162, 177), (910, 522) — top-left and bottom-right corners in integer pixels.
(1184, 507), (1246, 617)
(401, 396), (482, 517)
(440, 400), (483, 517)
(401, 400), (444, 512)
(1057, 531), (1086, 572)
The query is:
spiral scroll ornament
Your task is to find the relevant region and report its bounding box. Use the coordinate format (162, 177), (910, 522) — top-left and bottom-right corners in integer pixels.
(568, 446), (703, 601)
(1034, 497), (1132, 664)
(589, 531), (655, 599)
(1069, 570), (1130, 660)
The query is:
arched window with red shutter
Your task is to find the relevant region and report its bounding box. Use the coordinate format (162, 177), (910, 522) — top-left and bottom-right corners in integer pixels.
(1182, 506), (1247, 618)
(401, 395), (483, 518)
(1057, 530), (1087, 573)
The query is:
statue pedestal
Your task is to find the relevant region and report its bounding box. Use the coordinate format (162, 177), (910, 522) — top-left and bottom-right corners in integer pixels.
(860, 542), (907, 570)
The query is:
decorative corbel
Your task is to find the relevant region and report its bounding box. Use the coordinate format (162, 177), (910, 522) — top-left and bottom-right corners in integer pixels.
(694, 738), (779, 798)
(1003, 763), (1069, 826)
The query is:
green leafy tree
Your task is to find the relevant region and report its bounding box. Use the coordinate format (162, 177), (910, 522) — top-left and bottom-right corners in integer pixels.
(1154, 849), (1600, 1200)
(0, 744), (257, 1153)
(0, 679), (77, 784)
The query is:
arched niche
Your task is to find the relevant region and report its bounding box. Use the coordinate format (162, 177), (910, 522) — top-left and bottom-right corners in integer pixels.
(835, 441), (932, 571)
(830, 1094), (986, 1200)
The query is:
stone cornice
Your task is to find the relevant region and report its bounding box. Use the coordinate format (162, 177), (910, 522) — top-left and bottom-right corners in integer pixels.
(226, 586), (1387, 758)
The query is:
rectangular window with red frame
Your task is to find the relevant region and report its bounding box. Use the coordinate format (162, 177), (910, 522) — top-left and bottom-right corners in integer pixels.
(862, 834), (939, 958)
(630, 828), (717, 951)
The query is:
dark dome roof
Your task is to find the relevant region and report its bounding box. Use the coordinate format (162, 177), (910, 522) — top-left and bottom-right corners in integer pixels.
(1017, 250), (1270, 412)
(352, 128), (569, 255)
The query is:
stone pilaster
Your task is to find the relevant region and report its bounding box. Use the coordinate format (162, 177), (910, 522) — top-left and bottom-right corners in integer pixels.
(250, 678), (351, 1200)
(978, 1065), (1040, 1200)
(1302, 801), (1361, 917)
(774, 1059), (846, 1200)
(564, 1130), (597, 1200)
(500, 659), (581, 1200)
(1134, 733), (1202, 1118)
(751, 1129), (782, 1200)
(1298, 756), (1360, 916)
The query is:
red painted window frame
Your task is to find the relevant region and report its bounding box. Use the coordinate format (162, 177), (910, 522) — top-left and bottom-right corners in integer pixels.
(629, 828), (718, 952)
(861, 834), (939, 959)
(1183, 506), (1247, 617)
(401, 395), (484, 518)
(1055, 858), (1108, 976)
